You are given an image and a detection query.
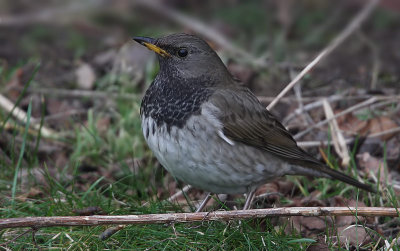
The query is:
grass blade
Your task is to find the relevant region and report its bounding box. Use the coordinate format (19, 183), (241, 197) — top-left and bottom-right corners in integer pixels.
(11, 99), (32, 207)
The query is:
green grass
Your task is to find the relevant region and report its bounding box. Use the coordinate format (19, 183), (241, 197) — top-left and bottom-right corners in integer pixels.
(0, 63), (398, 251)
(0, 66), (310, 250)
(0, 77), (396, 251)
(1, 2), (400, 248)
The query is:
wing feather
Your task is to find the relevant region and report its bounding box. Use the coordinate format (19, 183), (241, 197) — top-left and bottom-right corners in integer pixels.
(207, 85), (375, 193)
(209, 86), (320, 166)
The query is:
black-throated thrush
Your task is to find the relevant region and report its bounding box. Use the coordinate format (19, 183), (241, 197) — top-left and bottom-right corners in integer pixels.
(133, 33), (375, 211)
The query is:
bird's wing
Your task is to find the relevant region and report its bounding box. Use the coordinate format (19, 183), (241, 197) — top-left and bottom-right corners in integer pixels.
(208, 86), (376, 193)
(208, 86), (323, 168)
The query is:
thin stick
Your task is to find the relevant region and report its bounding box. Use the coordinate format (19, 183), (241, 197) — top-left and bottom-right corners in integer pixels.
(0, 207), (398, 229)
(297, 126), (400, 148)
(294, 97), (379, 140)
(283, 93), (347, 125)
(368, 126), (400, 139)
(258, 95), (400, 104)
(167, 185), (192, 202)
(0, 94), (55, 138)
(267, 0), (380, 110)
(30, 88), (138, 100)
(322, 99), (350, 166)
(0, 228), (33, 246)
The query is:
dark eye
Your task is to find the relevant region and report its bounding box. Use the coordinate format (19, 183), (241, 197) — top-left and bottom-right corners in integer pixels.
(177, 48), (188, 57)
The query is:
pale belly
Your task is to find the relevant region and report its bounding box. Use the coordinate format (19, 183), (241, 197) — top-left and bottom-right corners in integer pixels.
(141, 108), (291, 194)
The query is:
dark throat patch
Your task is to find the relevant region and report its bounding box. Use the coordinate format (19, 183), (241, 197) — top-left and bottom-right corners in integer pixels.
(140, 75), (213, 132)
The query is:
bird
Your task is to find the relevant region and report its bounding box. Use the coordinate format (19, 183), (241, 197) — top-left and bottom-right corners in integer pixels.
(133, 33), (375, 211)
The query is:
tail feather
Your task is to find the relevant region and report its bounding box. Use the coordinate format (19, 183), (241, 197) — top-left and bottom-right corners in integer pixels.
(290, 149), (376, 193)
(318, 165), (376, 193)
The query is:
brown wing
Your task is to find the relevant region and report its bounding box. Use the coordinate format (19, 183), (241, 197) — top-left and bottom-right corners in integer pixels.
(209, 86), (321, 167)
(208, 85), (376, 193)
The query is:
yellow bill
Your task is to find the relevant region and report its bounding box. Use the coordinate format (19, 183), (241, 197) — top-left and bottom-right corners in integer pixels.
(142, 42), (171, 57)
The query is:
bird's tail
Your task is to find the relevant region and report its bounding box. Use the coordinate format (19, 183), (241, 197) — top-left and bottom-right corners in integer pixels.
(317, 164), (376, 193)
(289, 147), (377, 193)
(295, 161), (376, 193)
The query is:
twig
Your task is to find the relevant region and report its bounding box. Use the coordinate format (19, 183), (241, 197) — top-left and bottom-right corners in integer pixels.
(322, 99), (350, 166)
(29, 88), (138, 100)
(283, 93), (347, 125)
(357, 31), (381, 90)
(259, 95), (400, 104)
(99, 225), (125, 241)
(387, 231), (400, 251)
(368, 126), (400, 139)
(0, 94), (55, 138)
(0, 207), (398, 229)
(167, 185), (192, 203)
(294, 97), (379, 140)
(297, 126), (400, 148)
(291, 69), (314, 126)
(0, 228), (33, 247)
(1, 131), (63, 154)
(298, 139), (352, 148)
(267, 0), (380, 110)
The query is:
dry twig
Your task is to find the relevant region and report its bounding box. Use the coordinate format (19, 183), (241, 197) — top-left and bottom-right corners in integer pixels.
(297, 126), (400, 148)
(267, 0), (380, 110)
(0, 94), (55, 138)
(167, 185), (192, 203)
(322, 99), (350, 166)
(30, 88), (138, 100)
(0, 207), (398, 230)
(258, 95), (399, 104)
(294, 97), (380, 140)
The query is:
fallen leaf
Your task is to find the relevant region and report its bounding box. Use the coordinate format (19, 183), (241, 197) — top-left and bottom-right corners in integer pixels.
(334, 225), (369, 249)
(16, 187), (43, 201)
(360, 116), (398, 141)
(337, 111), (368, 136)
(357, 152), (390, 184)
(337, 111), (398, 141)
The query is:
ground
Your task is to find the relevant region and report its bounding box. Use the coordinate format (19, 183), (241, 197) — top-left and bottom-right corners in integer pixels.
(0, 0), (400, 249)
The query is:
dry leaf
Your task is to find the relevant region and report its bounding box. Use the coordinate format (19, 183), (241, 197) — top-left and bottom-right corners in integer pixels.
(16, 187), (43, 202)
(358, 152), (390, 184)
(360, 116), (398, 141)
(337, 112), (368, 135)
(338, 112), (398, 141)
(335, 225), (368, 248)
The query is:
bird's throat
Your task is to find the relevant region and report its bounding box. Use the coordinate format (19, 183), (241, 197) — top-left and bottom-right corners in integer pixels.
(140, 76), (213, 133)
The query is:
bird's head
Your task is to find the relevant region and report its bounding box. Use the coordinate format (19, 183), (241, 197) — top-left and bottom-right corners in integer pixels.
(133, 33), (232, 84)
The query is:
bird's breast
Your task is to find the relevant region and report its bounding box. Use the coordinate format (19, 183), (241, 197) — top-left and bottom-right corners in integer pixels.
(140, 79), (213, 132)
(141, 102), (291, 194)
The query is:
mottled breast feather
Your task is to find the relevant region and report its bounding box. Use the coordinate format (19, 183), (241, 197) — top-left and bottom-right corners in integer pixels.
(140, 76), (213, 132)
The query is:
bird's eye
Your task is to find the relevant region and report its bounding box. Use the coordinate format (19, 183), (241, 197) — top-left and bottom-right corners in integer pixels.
(177, 48), (188, 58)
